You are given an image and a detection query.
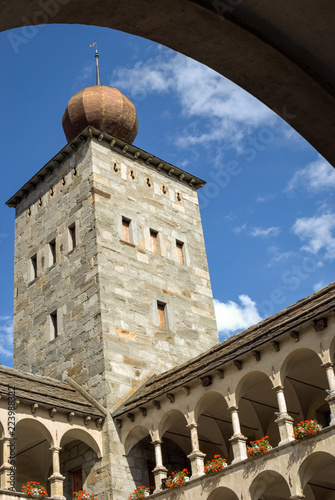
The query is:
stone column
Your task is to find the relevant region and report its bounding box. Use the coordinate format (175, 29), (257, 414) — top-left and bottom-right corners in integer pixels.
(152, 440), (168, 492)
(0, 437), (15, 490)
(290, 495), (305, 499)
(228, 406), (247, 463)
(274, 385), (295, 445)
(186, 423), (206, 478)
(48, 446), (65, 500)
(323, 362), (335, 425)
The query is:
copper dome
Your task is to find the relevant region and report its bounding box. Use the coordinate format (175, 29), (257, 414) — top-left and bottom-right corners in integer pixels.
(62, 85), (138, 144)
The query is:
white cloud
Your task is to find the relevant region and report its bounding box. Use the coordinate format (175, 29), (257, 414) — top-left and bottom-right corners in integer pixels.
(292, 212), (335, 260)
(0, 316), (13, 358)
(214, 295), (263, 338)
(286, 157), (335, 193)
(233, 223), (247, 234)
(112, 49), (276, 150)
(313, 281), (326, 292)
(250, 226), (280, 238)
(256, 194), (275, 204)
(266, 245), (294, 266)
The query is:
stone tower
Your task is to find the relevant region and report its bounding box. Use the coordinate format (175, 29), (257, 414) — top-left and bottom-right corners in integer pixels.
(7, 56), (219, 413)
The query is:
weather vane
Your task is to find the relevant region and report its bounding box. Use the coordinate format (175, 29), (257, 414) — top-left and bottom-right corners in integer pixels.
(89, 41), (101, 86)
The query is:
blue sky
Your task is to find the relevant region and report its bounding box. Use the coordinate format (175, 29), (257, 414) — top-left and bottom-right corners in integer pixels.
(0, 24), (334, 367)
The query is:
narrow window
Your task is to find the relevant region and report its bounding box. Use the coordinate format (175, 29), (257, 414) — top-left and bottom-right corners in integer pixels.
(122, 217), (131, 243)
(50, 311), (58, 338)
(176, 240), (184, 265)
(157, 302), (167, 329)
(49, 239), (56, 265)
(150, 229), (158, 254)
(69, 224), (76, 250)
(31, 254), (37, 280)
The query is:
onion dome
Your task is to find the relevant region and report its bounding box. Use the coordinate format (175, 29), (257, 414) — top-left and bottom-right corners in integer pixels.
(62, 49), (138, 144)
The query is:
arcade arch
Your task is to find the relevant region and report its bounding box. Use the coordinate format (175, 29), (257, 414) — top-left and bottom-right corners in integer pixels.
(249, 470), (291, 500)
(299, 452), (335, 500)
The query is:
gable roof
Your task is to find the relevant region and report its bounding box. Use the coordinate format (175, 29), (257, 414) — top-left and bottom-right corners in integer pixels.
(113, 281), (335, 417)
(0, 365), (105, 418)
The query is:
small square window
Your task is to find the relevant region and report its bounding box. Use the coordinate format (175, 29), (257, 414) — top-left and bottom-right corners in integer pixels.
(122, 217), (131, 243)
(50, 311), (58, 339)
(176, 240), (184, 265)
(150, 230), (159, 254)
(157, 302), (167, 329)
(49, 239), (56, 265)
(30, 254), (37, 280)
(69, 224), (76, 250)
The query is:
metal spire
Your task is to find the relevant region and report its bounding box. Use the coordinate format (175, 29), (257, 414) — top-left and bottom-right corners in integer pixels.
(89, 41), (101, 85)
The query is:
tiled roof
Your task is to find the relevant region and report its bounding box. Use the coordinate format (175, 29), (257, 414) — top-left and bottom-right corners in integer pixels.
(0, 365), (105, 418)
(113, 282), (335, 417)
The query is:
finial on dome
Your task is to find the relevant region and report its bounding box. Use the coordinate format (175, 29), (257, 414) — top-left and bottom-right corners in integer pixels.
(90, 41), (101, 85)
(62, 43), (138, 144)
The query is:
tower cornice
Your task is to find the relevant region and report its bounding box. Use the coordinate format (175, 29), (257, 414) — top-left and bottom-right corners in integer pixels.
(6, 127), (206, 209)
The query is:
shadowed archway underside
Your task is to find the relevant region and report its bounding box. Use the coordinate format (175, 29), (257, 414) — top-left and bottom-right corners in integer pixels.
(1, 0), (335, 167)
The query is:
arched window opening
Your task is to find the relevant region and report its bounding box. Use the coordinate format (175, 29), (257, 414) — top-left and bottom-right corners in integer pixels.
(195, 392), (231, 463)
(236, 372), (280, 447)
(300, 451), (335, 500)
(15, 419), (53, 492)
(282, 349), (329, 425)
(60, 431), (101, 500)
(249, 470), (291, 500)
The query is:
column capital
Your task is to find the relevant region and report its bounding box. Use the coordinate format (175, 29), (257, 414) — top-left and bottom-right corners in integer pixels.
(152, 439), (163, 446)
(228, 405), (238, 412)
(273, 384), (284, 391)
(186, 422), (198, 429)
(322, 361), (334, 369)
(290, 495), (305, 500)
(50, 446), (62, 453)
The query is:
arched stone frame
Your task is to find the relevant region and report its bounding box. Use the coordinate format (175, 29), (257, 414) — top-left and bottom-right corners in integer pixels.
(0, 420), (4, 467)
(157, 409), (191, 475)
(124, 424), (152, 456)
(193, 390), (231, 463)
(14, 417), (54, 491)
(299, 451), (335, 500)
(249, 469), (292, 500)
(59, 428), (102, 500)
(59, 427), (103, 458)
(124, 425), (155, 493)
(329, 334), (335, 365)
(234, 370), (280, 447)
(206, 486), (239, 500)
(280, 347), (330, 427)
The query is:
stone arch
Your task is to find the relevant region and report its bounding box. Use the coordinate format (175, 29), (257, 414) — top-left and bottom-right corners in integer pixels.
(235, 371), (279, 446)
(1, 2), (335, 167)
(280, 348), (329, 426)
(249, 469), (291, 500)
(59, 428), (102, 499)
(194, 391), (230, 461)
(124, 425), (151, 455)
(60, 427), (102, 458)
(299, 451), (335, 499)
(15, 418), (54, 491)
(207, 486), (239, 500)
(158, 408), (188, 440)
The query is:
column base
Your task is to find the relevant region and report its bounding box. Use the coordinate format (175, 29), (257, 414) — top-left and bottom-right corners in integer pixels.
(187, 450), (206, 479)
(275, 414), (295, 445)
(48, 473), (65, 499)
(290, 495), (305, 499)
(153, 465), (168, 493)
(229, 433), (247, 463)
